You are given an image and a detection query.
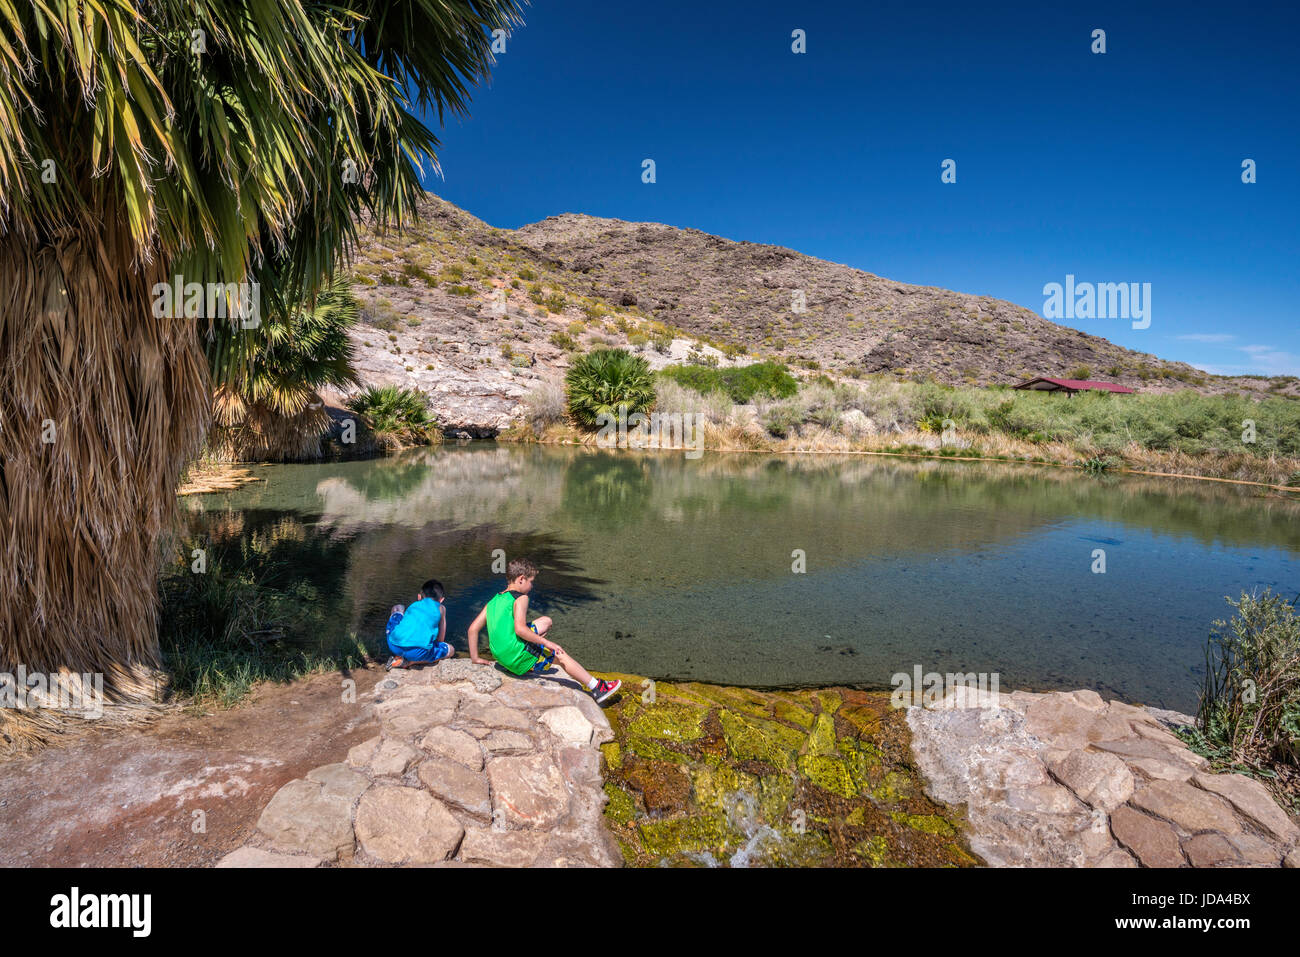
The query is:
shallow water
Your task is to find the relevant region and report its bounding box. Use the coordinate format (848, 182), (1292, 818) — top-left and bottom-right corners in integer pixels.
(182, 443), (1300, 712)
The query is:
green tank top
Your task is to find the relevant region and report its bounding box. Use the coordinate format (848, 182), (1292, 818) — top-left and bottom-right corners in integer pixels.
(486, 590), (537, 675)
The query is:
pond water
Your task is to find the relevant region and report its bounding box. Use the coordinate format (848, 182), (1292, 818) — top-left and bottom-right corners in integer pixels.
(181, 443), (1300, 712)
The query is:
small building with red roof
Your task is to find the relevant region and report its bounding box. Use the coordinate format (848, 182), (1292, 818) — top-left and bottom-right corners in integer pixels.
(1013, 377), (1135, 395)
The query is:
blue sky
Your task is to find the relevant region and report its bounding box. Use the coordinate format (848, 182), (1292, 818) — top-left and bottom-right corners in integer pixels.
(417, 0), (1299, 377)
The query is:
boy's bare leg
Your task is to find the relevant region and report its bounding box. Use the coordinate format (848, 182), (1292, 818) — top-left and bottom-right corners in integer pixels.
(531, 617), (595, 687)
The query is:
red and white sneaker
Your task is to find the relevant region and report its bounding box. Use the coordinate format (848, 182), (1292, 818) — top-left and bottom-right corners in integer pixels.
(590, 679), (621, 704)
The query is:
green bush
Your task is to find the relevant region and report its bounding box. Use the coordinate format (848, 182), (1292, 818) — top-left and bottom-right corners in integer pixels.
(657, 361), (798, 404)
(565, 348), (656, 430)
(549, 330), (578, 351)
(1195, 590), (1300, 773)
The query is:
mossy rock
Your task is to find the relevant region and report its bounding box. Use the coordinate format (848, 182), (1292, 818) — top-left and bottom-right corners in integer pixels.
(669, 682), (772, 719)
(691, 762), (760, 811)
(625, 702), (706, 743)
(869, 771), (915, 805)
(638, 814), (742, 857)
(805, 712), (838, 756)
(718, 710), (796, 770)
(771, 695), (815, 729)
(604, 781), (637, 826)
(601, 741), (622, 771)
(891, 811), (956, 837)
(812, 689), (842, 714)
(852, 835), (899, 868)
(797, 753), (858, 798)
(845, 806), (866, 827)
(840, 704), (883, 736)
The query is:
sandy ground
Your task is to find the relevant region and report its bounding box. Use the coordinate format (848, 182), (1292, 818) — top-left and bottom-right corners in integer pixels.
(0, 666), (385, 867)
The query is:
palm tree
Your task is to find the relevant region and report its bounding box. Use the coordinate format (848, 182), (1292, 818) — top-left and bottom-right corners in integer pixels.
(0, 0), (524, 744)
(209, 277), (361, 462)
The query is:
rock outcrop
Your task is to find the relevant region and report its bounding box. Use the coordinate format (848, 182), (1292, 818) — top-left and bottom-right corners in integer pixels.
(907, 687), (1298, 867)
(217, 659), (619, 867)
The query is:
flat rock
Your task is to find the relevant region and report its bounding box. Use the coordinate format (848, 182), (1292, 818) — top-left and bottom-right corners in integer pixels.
(459, 700), (535, 732)
(1110, 805), (1185, 867)
(369, 739), (421, 777)
(417, 756), (492, 821)
(1092, 737), (1205, 781)
(460, 828), (540, 867)
(492, 678), (575, 710)
(429, 659), (503, 693)
(1022, 696), (1101, 750)
(215, 846), (322, 868)
(1224, 832), (1282, 867)
(383, 710), (455, 739)
(346, 736), (381, 769)
(419, 726), (484, 771)
(488, 753), (570, 830)
(1046, 749), (1134, 811)
(354, 785), (464, 864)
(483, 730), (534, 754)
(1182, 832), (1239, 867)
(256, 778), (356, 861)
(539, 706), (594, 746)
(306, 763), (369, 801)
(1192, 771), (1299, 844)
(1130, 780), (1240, 835)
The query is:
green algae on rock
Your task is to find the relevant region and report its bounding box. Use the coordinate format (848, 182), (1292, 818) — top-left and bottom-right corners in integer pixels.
(599, 676), (977, 867)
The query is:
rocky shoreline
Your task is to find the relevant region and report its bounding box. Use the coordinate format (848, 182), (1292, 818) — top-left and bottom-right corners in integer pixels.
(908, 687), (1299, 868)
(216, 661), (1299, 868)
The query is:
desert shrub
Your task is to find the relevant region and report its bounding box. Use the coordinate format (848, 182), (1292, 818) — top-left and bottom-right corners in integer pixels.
(1195, 590), (1300, 773)
(522, 380), (567, 433)
(565, 348), (656, 430)
(657, 361), (798, 404)
(549, 331), (578, 351)
(761, 401), (804, 438)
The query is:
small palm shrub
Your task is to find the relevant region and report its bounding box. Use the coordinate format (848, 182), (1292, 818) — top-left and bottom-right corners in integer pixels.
(565, 349), (656, 430)
(348, 386), (439, 449)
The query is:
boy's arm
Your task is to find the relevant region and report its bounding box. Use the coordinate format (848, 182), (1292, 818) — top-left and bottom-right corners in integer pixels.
(438, 608), (447, 645)
(466, 606), (488, 664)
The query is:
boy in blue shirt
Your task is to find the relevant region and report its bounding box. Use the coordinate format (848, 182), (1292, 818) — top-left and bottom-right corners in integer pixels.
(385, 579), (453, 669)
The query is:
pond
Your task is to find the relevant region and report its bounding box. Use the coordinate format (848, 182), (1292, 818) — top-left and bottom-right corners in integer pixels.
(181, 443), (1300, 712)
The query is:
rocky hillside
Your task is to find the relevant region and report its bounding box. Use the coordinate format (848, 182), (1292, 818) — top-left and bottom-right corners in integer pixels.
(337, 192), (1296, 434)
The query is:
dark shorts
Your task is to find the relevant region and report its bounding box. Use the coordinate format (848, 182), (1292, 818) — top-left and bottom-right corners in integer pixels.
(522, 639), (554, 673)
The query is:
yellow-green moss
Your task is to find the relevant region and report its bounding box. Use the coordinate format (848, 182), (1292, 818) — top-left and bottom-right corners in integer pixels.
(806, 712), (838, 756)
(601, 741), (622, 771)
(718, 710), (795, 769)
(891, 811), (957, 837)
(625, 702), (705, 742)
(638, 814), (741, 857)
(604, 782), (637, 826)
(797, 753), (858, 798)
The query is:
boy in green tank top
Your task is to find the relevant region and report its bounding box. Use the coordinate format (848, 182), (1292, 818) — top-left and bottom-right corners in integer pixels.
(467, 557), (621, 704)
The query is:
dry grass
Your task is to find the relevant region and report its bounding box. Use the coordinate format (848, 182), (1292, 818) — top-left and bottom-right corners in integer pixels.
(208, 387), (333, 463)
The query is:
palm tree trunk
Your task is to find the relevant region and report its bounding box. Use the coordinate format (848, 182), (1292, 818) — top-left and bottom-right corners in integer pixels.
(0, 217), (209, 749)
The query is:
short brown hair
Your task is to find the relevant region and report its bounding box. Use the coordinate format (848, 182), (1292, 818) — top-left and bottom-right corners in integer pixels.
(506, 557), (538, 581)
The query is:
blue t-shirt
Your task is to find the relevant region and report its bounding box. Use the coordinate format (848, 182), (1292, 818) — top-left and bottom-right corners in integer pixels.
(389, 597), (442, 650)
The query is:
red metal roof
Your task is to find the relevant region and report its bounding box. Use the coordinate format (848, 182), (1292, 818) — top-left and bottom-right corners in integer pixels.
(1015, 377), (1135, 394)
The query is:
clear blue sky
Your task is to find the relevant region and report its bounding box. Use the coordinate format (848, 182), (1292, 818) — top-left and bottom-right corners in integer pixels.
(417, 0), (1299, 377)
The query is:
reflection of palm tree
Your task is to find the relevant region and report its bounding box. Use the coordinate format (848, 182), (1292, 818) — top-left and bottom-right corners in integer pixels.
(561, 453), (653, 525)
